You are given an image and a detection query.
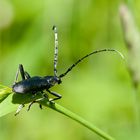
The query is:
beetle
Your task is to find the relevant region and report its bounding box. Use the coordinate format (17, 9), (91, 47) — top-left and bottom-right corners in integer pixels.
(12, 26), (123, 115)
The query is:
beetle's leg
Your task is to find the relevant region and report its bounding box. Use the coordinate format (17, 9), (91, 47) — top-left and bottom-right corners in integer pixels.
(47, 89), (62, 101)
(27, 91), (47, 111)
(43, 92), (48, 98)
(15, 104), (25, 116)
(19, 64), (26, 80)
(27, 101), (43, 111)
(27, 101), (36, 111)
(24, 71), (31, 79)
(39, 93), (49, 109)
(13, 64), (26, 84)
(14, 67), (20, 84)
(39, 104), (43, 109)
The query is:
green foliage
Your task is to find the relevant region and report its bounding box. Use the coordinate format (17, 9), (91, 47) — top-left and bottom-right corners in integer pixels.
(0, 84), (12, 103)
(0, 85), (115, 140)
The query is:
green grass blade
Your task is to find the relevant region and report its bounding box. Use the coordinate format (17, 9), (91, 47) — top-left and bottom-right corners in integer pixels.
(38, 98), (115, 140)
(0, 85), (115, 140)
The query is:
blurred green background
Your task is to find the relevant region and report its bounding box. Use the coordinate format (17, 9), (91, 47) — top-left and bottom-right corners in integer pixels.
(0, 0), (140, 140)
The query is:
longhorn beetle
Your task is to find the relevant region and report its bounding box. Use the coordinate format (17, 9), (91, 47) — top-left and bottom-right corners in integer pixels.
(12, 26), (124, 115)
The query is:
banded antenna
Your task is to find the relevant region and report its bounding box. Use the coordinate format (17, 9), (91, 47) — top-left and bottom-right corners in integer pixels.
(52, 25), (58, 76)
(59, 48), (124, 78)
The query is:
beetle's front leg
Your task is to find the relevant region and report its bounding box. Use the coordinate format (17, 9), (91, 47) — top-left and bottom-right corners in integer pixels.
(47, 89), (62, 101)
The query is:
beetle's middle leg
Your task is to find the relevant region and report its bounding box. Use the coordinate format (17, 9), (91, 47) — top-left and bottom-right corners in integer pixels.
(27, 91), (48, 111)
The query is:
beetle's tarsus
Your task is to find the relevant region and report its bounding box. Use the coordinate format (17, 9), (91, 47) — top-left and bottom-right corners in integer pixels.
(39, 104), (43, 109)
(15, 104), (25, 116)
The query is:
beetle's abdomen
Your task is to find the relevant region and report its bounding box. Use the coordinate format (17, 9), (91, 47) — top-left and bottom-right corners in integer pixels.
(12, 76), (49, 94)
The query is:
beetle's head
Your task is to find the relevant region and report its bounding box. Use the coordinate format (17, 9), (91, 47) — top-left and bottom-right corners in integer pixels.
(53, 76), (62, 85)
(45, 76), (62, 87)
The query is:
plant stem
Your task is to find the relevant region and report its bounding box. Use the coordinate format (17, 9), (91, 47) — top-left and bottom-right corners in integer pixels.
(132, 87), (140, 130)
(38, 99), (115, 140)
(120, 3), (140, 128)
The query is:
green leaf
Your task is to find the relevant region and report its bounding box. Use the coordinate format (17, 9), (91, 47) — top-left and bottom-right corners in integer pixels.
(0, 84), (45, 117)
(0, 84), (12, 103)
(0, 94), (17, 117)
(0, 85), (17, 117)
(0, 84), (115, 139)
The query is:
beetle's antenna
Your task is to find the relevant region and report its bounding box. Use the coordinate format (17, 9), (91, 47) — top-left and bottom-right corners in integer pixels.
(59, 48), (124, 78)
(53, 25), (58, 76)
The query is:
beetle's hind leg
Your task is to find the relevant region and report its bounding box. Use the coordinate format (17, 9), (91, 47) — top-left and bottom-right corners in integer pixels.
(13, 64), (31, 85)
(15, 104), (25, 116)
(13, 64), (26, 84)
(24, 71), (31, 79)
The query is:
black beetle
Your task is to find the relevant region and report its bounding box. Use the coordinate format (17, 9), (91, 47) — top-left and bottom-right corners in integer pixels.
(12, 26), (123, 115)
